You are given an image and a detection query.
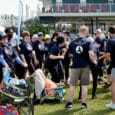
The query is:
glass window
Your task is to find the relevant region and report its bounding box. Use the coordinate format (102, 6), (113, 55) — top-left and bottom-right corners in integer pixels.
(56, 0), (62, 3)
(56, 0), (62, 5)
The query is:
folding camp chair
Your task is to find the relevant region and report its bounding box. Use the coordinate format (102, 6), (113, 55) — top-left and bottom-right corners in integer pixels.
(0, 68), (35, 115)
(40, 78), (65, 104)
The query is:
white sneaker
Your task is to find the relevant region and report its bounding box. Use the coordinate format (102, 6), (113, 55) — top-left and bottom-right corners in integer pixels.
(106, 103), (115, 109)
(106, 102), (112, 107)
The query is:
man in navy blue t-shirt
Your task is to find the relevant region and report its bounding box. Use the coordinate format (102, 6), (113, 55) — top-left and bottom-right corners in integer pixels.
(94, 29), (105, 82)
(33, 32), (44, 68)
(65, 25), (97, 110)
(20, 31), (38, 74)
(45, 36), (67, 83)
(105, 26), (115, 109)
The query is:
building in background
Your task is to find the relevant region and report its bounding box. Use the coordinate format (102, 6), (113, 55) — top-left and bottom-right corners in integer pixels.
(26, 4), (29, 20)
(38, 0), (115, 33)
(0, 14), (18, 27)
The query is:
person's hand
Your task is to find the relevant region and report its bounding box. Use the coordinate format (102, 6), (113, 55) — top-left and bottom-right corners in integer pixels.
(69, 61), (72, 67)
(34, 59), (39, 66)
(65, 41), (69, 49)
(23, 63), (28, 68)
(96, 44), (101, 48)
(94, 60), (97, 65)
(62, 48), (67, 53)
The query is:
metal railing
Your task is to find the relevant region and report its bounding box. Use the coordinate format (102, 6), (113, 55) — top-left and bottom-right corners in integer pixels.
(41, 3), (115, 13)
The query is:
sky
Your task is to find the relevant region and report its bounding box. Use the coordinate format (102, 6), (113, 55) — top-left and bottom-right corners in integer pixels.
(0, 0), (42, 16)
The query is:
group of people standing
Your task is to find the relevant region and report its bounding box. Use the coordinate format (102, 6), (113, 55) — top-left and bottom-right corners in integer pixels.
(0, 28), (71, 84)
(0, 25), (115, 110)
(65, 25), (115, 110)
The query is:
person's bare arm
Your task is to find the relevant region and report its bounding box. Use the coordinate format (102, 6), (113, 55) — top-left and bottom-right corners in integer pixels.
(49, 48), (67, 60)
(20, 54), (27, 63)
(32, 51), (39, 65)
(49, 55), (64, 60)
(89, 51), (97, 65)
(104, 52), (111, 62)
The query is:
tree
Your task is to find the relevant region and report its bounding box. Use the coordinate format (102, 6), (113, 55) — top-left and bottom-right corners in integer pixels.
(69, 23), (76, 32)
(27, 18), (47, 35)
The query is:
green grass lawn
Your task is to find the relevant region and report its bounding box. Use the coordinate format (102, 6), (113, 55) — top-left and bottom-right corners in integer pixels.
(34, 83), (115, 115)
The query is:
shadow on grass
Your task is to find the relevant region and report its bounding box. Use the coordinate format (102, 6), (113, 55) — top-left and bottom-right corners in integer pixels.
(34, 98), (82, 110)
(102, 94), (111, 100)
(43, 107), (115, 115)
(88, 85), (109, 96)
(34, 98), (66, 105)
(43, 108), (82, 115)
(88, 108), (115, 115)
(64, 84), (70, 89)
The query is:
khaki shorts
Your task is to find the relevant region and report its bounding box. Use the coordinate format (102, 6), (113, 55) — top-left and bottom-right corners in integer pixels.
(69, 68), (90, 86)
(111, 68), (115, 78)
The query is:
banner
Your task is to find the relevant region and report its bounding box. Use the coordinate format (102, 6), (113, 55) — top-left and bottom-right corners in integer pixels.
(17, 0), (23, 45)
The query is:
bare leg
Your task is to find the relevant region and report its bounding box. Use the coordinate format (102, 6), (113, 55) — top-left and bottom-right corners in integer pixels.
(81, 85), (87, 103)
(111, 78), (115, 104)
(108, 74), (112, 83)
(68, 85), (76, 102)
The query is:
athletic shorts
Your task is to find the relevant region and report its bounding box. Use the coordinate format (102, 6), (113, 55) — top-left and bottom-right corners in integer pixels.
(111, 68), (115, 78)
(69, 68), (90, 86)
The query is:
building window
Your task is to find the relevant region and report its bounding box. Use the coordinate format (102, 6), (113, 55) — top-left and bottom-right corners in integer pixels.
(56, 0), (62, 3)
(56, 0), (62, 6)
(108, 0), (113, 3)
(81, 0), (86, 3)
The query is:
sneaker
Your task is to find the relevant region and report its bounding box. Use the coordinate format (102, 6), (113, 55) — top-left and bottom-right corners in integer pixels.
(98, 77), (105, 82)
(65, 102), (72, 110)
(81, 103), (87, 109)
(106, 103), (112, 107)
(103, 82), (111, 88)
(106, 103), (115, 109)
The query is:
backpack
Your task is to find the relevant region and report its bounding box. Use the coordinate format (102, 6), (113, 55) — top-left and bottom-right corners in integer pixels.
(0, 105), (19, 115)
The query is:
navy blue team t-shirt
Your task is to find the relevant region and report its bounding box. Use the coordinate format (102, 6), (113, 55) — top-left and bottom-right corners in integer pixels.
(95, 37), (104, 52)
(69, 37), (93, 68)
(106, 36), (115, 68)
(20, 40), (33, 62)
(45, 44), (60, 67)
(44, 43), (52, 57)
(50, 41), (57, 48)
(0, 44), (2, 55)
(33, 40), (44, 67)
(0, 44), (17, 70)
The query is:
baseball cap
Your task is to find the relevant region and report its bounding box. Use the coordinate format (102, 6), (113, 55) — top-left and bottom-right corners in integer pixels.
(38, 32), (43, 36)
(62, 30), (67, 33)
(44, 34), (50, 40)
(0, 35), (8, 40)
(62, 30), (70, 35)
(32, 34), (38, 39)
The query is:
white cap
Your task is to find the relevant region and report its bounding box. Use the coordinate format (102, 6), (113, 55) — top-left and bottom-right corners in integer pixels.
(32, 34), (38, 39)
